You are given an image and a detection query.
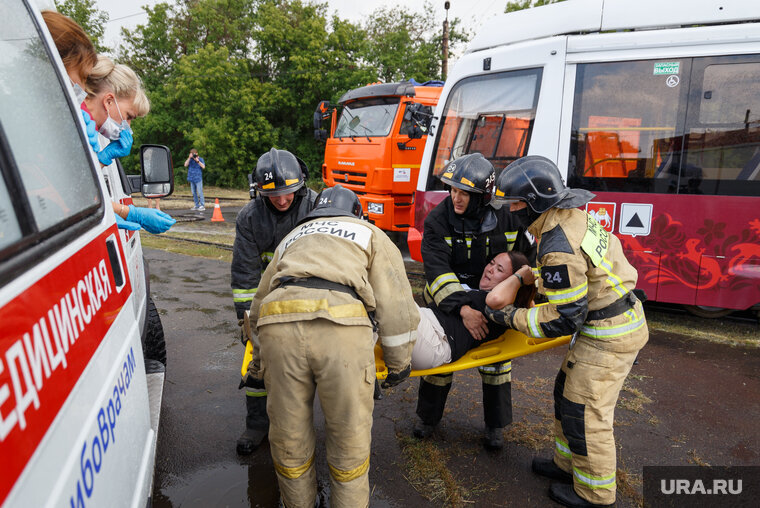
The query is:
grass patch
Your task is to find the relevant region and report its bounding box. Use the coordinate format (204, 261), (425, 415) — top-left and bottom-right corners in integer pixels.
(398, 436), (466, 506)
(142, 235), (232, 263)
(397, 435), (498, 507)
(688, 449), (711, 467)
(506, 376), (554, 450)
(645, 307), (759, 348)
(617, 450), (643, 506)
(617, 385), (653, 414)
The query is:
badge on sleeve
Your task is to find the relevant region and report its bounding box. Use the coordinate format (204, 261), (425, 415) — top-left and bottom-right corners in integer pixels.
(541, 265), (571, 289)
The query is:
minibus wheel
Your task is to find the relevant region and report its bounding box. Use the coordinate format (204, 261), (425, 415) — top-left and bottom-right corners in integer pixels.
(683, 305), (734, 319)
(144, 297), (167, 365)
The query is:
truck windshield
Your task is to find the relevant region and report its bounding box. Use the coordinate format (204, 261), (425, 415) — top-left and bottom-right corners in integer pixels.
(335, 97), (400, 138)
(427, 68), (542, 190)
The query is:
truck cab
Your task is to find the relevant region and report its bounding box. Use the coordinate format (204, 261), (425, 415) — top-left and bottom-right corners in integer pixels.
(316, 80), (442, 231)
(0, 1), (172, 505)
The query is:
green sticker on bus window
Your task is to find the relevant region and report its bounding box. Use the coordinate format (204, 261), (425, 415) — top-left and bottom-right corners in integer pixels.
(654, 62), (680, 75)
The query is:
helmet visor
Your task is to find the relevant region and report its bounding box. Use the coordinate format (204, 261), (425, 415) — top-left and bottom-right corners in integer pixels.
(493, 188), (525, 206)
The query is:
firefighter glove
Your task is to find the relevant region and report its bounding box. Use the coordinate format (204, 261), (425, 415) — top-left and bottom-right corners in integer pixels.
(485, 304), (517, 328)
(381, 364), (411, 389)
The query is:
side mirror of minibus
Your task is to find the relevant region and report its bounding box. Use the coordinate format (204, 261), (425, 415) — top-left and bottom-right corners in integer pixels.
(140, 144), (174, 198)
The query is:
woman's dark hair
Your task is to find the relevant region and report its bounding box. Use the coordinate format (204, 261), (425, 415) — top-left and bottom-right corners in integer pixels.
(506, 250), (536, 308)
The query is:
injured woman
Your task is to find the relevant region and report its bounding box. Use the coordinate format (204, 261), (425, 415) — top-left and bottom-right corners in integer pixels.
(411, 251), (537, 370)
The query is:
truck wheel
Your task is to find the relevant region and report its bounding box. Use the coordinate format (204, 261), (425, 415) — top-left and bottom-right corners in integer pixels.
(144, 297), (167, 366)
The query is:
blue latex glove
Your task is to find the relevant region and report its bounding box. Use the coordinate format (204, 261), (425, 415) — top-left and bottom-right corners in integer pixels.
(97, 127), (133, 166)
(115, 213), (141, 231)
(81, 110), (100, 154)
(126, 205), (176, 234)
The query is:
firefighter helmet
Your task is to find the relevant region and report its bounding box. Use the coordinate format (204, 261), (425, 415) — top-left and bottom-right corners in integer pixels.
(494, 155), (594, 213)
(439, 152), (495, 204)
(302, 184), (363, 222)
(254, 148), (305, 196)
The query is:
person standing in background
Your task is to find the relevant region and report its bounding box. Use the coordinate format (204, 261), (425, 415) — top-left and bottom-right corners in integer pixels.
(185, 148), (206, 211)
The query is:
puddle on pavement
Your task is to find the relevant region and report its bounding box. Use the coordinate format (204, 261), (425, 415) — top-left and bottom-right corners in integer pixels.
(154, 461), (279, 507)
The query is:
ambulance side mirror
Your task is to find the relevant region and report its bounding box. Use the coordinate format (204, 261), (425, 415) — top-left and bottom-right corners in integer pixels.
(140, 144), (174, 198)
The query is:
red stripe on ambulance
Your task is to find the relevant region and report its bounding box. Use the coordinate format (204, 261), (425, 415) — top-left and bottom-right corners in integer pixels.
(0, 228), (131, 504)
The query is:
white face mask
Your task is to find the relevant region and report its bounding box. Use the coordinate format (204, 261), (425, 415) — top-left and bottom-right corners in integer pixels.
(70, 81), (87, 105)
(98, 96), (131, 140)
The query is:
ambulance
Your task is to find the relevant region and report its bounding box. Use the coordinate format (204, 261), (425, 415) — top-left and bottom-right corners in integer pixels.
(411, 0), (760, 316)
(1, 1), (173, 505)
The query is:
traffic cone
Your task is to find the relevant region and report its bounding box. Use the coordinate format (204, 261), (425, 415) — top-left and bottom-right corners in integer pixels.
(211, 198), (224, 222)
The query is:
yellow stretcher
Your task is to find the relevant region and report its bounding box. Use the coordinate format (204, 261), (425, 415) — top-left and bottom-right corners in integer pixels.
(374, 330), (570, 380)
(241, 327), (570, 379)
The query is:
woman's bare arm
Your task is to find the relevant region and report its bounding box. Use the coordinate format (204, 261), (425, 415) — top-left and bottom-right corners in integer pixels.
(486, 264), (535, 309)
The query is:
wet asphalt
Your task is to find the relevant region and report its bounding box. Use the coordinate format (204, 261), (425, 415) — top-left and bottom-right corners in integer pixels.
(145, 245), (760, 508)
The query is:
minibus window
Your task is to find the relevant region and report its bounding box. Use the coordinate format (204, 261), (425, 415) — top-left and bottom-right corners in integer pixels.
(681, 57), (760, 195)
(427, 69), (542, 190)
(0, 4), (101, 235)
(569, 59), (690, 193)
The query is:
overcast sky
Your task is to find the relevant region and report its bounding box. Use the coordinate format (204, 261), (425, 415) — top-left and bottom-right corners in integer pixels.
(94, 0), (508, 51)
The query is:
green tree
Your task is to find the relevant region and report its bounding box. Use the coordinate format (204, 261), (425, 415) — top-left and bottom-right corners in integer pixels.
(54, 0), (109, 53)
(116, 0), (471, 187)
(505, 0), (566, 13)
(363, 1), (469, 83)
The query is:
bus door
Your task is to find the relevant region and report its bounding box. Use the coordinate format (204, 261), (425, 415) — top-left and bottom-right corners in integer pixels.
(567, 55), (760, 311)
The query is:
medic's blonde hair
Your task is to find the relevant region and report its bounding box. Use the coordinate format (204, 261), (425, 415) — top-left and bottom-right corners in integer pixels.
(86, 56), (150, 117)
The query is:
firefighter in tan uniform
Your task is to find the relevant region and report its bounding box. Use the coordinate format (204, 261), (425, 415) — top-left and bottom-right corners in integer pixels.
(248, 185), (419, 508)
(486, 156), (648, 508)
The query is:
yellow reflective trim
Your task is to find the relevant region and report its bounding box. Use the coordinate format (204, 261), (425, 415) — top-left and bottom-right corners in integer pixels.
(599, 257), (627, 298)
(460, 177), (475, 187)
(527, 306), (545, 338)
(546, 282), (588, 304)
(573, 467), (616, 489)
(555, 437), (572, 458)
(285, 178), (299, 186)
(480, 372), (511, 385)
(433, 282), (465, 306)
(260, 299), (367, 319)
(423, 373), (452, 386)
(430, 272), (459, 294)
(442, 171), (453, 179)
(274, 454), (315, 479)
(262, 182), (275, 190)
(495, 189), (505, 197)
(329, 455), (370, 482)
(444, 236), (452, 247)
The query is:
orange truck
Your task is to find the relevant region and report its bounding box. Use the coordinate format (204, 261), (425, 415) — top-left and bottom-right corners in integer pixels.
(314, 80), (443, 231)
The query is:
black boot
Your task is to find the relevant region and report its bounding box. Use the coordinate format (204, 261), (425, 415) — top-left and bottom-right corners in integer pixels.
(237, 396), (268, 455)
(413, 420), (436, 439)
(548, 483), (614, 508)
(532, 457), (572, 483)
(483, 426), (504, 450)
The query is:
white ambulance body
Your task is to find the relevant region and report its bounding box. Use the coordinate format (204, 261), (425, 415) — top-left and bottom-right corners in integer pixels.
(412, 0), (760, 314)
(0, 1), (171, 506)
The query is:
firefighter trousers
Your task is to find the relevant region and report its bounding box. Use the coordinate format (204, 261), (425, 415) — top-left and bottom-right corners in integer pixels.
(552, 303), (649, 505)
(416, 359), (513, 429)
(260, 319), (375, 508)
